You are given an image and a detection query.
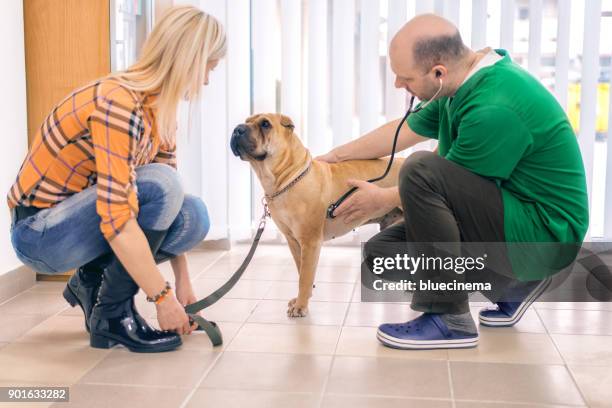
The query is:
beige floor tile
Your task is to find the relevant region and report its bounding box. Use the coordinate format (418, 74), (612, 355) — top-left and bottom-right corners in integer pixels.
(242, 264), (297, 281)
(344, 302), (420, 327)
(51, 384), (190, 408)
(0, 342), (110, 384)
(157, 251), (227, 280)
(0, 292), (68, 316)
(0, 401), (53, 407)
(248, 300), (349, 326)
(0, 314), (48, 342)
(174, 250), (226, 278)
(172, 321), (242, 351)
(351, 283), (362, 302)
(227, 323), (341, 355)
(317, 249), (362, 268)
(216, 246), (294, 267)
(197, 260), (255, 279)
(450, 361), (585, 406)
(321, 395), (452, 408)
(265, 281), (355, 302)
(59, 303), (85, 317)
(473, 306), (547, 334)
(455, 402), (585, 408)
(197, 298), (259, 323)
(186, 389), (319, 408)
(335, 326), (448, 360)
(200, 351), (332, 392)
(27, 282), (67, 294)
(192, 277), (272, 300)
(217, 257), (295, 273)
(15, 315), (89, 346)
(552, 334), (612, 366)
(184, 249), (227, 267)
(448, 332), (563, 364)
(326, 356), (450, 399)
(569, 364), (612, 408)
(78, 348), (219, 387)
(537, 309), (612, 335)
(133, 293), (259, 322)
(308, 265), (360, 283)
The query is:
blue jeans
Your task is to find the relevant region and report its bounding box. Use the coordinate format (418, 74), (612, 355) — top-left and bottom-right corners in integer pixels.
(10, 164), (210, 274)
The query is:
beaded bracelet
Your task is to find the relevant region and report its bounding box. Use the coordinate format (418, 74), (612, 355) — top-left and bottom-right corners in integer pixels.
(154, 288), (173, 305)
(147, 281), (172, 304)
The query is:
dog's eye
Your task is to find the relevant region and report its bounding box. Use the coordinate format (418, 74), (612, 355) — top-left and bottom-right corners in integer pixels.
(260, 120), (271, 129)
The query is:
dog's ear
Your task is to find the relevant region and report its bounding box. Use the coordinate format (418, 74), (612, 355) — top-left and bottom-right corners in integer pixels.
(279, 115), (295, 130)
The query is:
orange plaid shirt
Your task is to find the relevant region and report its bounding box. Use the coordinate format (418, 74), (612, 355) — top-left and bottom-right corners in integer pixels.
(7, 79), (177, 240)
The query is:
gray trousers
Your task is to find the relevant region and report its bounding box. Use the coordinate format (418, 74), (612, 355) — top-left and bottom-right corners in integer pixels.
(364, 151), (516, 314)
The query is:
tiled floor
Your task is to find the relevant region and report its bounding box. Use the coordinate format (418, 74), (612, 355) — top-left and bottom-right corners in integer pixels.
(0, 244), (610, 407)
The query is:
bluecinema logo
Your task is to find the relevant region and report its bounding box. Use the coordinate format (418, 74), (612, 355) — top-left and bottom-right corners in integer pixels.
(371, 253), (487, 275)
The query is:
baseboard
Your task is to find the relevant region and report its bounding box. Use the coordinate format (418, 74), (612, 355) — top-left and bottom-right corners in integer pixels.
(0, 264), (36, 304)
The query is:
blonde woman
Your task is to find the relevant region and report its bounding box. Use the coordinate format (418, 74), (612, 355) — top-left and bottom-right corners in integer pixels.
(7, 6), (226, 353)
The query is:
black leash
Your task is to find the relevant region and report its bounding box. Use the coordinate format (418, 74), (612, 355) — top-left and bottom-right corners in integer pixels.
(326, 96), (418, 219)
(184, 202), (271, 346)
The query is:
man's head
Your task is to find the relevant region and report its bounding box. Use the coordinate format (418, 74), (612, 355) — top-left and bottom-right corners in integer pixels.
(390, 14), (470, 100)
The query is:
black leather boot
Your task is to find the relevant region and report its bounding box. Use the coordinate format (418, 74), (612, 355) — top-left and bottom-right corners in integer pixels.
(62, 254), (112, 332)
(89, 228), (182, 353)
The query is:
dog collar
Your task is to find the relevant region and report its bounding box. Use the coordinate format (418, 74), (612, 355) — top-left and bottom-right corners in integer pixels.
(265, 161), (312, 201)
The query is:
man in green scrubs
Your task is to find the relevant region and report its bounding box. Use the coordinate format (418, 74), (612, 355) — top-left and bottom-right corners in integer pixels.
(317, 14), (589, 349)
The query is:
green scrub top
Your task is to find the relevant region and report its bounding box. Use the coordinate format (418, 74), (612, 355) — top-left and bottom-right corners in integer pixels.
(407, 49), (589, 280)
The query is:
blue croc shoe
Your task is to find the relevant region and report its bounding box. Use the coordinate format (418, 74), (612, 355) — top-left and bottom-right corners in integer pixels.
(479, 277), (552, 327)
(377, 313), (479, 350)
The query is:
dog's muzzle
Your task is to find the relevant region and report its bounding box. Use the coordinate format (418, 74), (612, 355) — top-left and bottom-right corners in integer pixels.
(230, 124), (250, 157)
(230, 124), (266, 161)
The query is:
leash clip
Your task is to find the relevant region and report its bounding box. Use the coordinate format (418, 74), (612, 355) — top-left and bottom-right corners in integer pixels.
(259, 197), (271, 229)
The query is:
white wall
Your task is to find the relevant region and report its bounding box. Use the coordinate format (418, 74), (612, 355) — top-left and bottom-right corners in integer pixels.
(0, 0), (28, 275)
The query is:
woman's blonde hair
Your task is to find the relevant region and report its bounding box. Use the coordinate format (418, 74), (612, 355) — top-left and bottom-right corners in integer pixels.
(109, 5), (227, 144)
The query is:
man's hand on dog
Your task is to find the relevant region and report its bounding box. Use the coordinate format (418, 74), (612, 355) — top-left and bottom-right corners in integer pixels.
(315, 150), (340, 163)
(334, 180), (399, 223)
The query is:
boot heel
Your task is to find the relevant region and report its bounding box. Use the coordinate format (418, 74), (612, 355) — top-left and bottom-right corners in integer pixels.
(62, 286), (78, 307)
(90, 334), (117, 349)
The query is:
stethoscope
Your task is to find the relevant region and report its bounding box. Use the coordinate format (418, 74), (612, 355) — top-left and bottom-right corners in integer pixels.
(326, 75), (443, 219)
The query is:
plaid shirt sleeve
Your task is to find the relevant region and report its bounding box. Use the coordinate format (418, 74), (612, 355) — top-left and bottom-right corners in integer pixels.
(153, 142), (177, 169)
(90, 87), (142, 240)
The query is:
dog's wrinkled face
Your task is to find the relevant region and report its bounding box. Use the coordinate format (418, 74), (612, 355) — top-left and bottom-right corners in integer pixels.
(230, 113), (295, 162)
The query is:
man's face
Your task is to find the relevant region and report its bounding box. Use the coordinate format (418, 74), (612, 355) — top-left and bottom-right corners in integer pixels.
(390, 46), (440, 101)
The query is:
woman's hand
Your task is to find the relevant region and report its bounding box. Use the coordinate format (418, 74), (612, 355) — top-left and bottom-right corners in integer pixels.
(175, 278), (200, 331)
(155, 294), (194, 335)
(333, 181), (400, 224)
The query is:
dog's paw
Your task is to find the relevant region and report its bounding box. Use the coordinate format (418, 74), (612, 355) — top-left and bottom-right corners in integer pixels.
(287, 298), (309, 317)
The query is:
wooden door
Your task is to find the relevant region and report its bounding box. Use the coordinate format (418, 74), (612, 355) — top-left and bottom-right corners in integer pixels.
(23, 0), (110, 145)
(23, 0), (110, 280)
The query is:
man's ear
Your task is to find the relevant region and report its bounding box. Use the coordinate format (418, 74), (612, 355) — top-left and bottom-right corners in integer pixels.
(279, 114), (295, 130)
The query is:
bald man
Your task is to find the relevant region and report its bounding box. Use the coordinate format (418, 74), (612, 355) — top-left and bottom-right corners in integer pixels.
(317, 14), (588, 350)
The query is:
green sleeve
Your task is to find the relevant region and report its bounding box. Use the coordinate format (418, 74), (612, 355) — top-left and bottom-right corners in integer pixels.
(447, 106), (533, 180)
(406, 99), (442, 139)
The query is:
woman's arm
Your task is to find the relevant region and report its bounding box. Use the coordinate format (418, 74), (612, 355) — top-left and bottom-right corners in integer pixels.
(108, 218), (193, 334)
